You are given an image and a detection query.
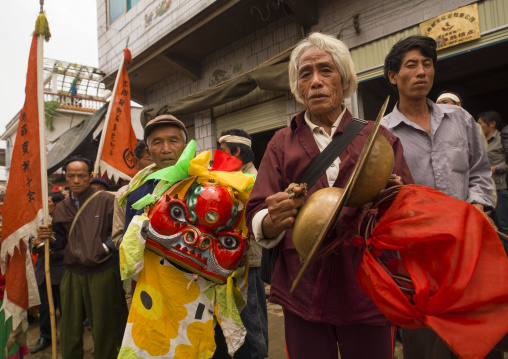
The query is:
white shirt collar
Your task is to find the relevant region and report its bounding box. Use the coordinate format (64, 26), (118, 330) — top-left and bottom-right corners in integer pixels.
(304, 106), (347, 134)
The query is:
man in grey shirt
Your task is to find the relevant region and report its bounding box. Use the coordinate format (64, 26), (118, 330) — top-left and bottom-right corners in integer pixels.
(381, 35), (496, 359)
(382, 36), (493, 213)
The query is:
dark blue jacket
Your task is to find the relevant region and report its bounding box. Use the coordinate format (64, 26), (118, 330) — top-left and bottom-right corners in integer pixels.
(124, 180), (157, 233)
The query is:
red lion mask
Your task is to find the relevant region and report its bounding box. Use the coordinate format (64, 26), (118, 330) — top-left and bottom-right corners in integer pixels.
(143, 177), (250, 284)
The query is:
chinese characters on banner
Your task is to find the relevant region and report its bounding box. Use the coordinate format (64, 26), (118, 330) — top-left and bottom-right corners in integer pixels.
(1, 33), (42, 332)
(99, 48), (138, 181)
(420, 3), (481, 51)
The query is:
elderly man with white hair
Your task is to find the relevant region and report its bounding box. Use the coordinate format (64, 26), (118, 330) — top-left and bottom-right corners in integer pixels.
(245, 32), (413, 359)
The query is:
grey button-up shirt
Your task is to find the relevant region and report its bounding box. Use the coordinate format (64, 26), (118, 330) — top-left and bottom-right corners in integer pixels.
(487, 129), (508, 190)
(382, 99), (493, 210)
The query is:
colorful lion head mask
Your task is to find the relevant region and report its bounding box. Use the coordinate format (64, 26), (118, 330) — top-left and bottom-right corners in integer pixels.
(131, 142), (255, 284)
(144, 176), (250, 283)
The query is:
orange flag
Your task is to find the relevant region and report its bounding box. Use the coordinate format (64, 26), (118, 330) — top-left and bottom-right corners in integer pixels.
(98, 48), (138, 181)
(1, 33), (42, 332)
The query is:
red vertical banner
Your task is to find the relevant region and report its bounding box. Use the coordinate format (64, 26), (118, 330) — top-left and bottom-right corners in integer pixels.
(99, 48), (138, 181)
(0, 33), (42, 331)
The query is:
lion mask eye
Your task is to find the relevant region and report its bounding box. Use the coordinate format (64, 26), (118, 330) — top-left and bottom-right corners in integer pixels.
(217, 235), (239, 250)
(169, 203), (188, 223)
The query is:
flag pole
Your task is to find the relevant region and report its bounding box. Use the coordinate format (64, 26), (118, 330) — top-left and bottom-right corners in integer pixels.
(93, 40), (128, 177)
(36, 3), (56, 358)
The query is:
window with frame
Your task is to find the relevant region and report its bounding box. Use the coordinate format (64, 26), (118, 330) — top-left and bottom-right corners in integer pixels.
(109, 0), (141, 24)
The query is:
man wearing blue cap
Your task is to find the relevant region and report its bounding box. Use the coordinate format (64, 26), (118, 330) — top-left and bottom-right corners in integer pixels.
(91, 177), (110, 191)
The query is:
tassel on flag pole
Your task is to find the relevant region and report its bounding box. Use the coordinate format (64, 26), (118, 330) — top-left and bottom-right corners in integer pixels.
(35, 7), (57, 359)
(94, 44), (138, 181)
(35, 11), (51, 41)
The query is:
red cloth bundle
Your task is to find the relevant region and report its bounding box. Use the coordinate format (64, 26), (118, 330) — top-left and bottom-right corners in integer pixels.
(357, 185), (508, 359)
(211, 149), (242, 172)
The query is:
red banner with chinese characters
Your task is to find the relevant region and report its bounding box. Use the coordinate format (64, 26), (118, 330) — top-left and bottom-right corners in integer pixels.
(99, 48), (138, 181)
(1, 33), (42, 331)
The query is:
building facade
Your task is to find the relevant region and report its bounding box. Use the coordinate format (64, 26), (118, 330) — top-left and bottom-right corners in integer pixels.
(0, 58), (144, 183)
(97, 0), (508, 164)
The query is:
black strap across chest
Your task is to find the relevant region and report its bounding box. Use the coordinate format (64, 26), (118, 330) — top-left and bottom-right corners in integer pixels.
(298, 117), (367, 189)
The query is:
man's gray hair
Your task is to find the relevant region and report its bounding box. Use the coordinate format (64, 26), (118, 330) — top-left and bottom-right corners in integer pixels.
(289, 32), (358, 104)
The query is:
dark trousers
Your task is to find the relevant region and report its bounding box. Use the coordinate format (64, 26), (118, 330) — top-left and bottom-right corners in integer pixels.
(38, 281), (61, 340)
(284, 309), (395, 359)
(211, 268), (269, 359)
(492, 189), (508, 256)
(402, 327), (503, 359)
(235, 267), (268, 359)
(60, 266), (127, 359)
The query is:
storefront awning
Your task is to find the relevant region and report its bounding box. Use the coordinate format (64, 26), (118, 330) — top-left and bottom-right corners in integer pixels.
(140, 60), (291, 126)
(46, 104), (108, 174)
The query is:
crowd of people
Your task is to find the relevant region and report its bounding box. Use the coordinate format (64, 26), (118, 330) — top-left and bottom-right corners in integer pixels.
(5, 31), (507, 359)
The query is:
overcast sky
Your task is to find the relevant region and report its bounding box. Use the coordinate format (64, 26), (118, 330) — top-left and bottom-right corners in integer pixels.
(0, 0), (99, 133)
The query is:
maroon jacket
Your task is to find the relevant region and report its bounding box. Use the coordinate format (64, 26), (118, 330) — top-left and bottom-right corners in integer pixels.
(246, 109), (413, 325)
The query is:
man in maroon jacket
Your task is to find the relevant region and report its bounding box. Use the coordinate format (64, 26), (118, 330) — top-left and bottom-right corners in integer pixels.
(245, 32), (413, 359)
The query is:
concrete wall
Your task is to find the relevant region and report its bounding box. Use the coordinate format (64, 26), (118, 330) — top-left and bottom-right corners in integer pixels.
(97, 0), (217, 76)
(194, 110), (215, 154)
(315, 0), (476, 49)
(144, 16), (299, 109)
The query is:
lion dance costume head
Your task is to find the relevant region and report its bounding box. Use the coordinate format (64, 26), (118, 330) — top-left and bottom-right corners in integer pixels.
(130, 142), (255, 285)
(145, 176), (250, 283)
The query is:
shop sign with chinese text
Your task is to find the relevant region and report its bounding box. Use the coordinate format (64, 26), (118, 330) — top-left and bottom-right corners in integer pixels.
(420, 3), (480, 51)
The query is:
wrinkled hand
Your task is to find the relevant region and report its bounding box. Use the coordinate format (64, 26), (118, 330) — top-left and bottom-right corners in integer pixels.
(472, 203), (498, 231)
(38, 224), (55, 243)
(387, 174), (403, 187)
(486, 216), (497, 231)
(262, 186), (306, 238)
(287, 183), (307, 199)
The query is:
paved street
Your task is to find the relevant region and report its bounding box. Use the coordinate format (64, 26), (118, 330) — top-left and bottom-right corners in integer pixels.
(25, 294), (287, 359)
(24, 298), (399, 359)
(25, 300), (286, 359)
(23, 299), (502, 359)
(25, 315), (94, 359)
(266, 301), (285, 359)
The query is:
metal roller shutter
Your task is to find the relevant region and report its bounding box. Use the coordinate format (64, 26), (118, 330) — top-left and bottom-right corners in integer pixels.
(215, 96), (287, 139)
